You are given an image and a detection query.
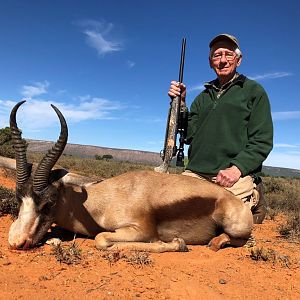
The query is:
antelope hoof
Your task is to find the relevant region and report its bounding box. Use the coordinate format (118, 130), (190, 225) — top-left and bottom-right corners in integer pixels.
(208, 239), (221, 252)
(172, 238), (188, 252)
(208, 234), (230, 252)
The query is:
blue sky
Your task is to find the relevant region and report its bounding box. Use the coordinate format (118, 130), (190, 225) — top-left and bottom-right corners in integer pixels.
(0, 0), (299, 169)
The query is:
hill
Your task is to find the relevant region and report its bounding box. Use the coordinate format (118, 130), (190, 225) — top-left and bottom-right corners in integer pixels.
(27, 139), (162, 165)
(262, 165), (300, 178)
(27, 139), (300, 178)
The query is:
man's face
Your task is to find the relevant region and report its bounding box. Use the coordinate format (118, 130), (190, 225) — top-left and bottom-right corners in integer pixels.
(209, 40), (242, 80)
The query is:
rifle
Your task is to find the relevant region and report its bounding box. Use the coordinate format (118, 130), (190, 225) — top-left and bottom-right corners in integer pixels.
(154, 38), (188, 173)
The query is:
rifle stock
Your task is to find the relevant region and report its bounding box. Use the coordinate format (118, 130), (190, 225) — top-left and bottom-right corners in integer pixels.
(155, 38), (187, 173)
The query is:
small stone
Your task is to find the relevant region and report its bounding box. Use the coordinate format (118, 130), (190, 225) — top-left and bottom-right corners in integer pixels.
(219, 278), (227, 284)
(45, 238), (62, 246)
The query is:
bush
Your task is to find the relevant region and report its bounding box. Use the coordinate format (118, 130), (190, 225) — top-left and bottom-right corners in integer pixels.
(0, 127), (14, 158)
(279, 212), (300, 242)
(0, 127), (12, 145)
(0, 186), (18, 218)
(102, 154), (113, 160)
(0, 127), (28, 158)
(263, 176), (300, 241)
(263, 177), (300, 213)
(95, 154), (113, 161)
(0, 144), (15, 158)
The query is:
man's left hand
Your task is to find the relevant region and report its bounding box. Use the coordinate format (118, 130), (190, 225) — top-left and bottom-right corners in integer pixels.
(216, 165), (242, 188)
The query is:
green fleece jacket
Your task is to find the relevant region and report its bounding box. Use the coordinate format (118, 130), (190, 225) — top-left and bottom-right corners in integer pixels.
(186, 74), (273, 177)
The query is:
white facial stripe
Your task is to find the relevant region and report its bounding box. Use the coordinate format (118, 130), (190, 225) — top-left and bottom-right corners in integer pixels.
(29, 215), (41, 236)
(21, 196), (36, 214)
(8, 196), (38, 247)
(18, 196), (38, 232)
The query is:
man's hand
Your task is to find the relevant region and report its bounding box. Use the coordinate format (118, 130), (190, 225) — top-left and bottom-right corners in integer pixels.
(216, 165), (242, 188)
(168, 81), (186, 104)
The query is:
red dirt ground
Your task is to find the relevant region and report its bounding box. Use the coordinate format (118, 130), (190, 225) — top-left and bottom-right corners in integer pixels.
(0, 169), (299, 300)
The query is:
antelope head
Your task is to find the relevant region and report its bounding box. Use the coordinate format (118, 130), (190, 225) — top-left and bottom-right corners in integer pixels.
(8, 101), (68, 249)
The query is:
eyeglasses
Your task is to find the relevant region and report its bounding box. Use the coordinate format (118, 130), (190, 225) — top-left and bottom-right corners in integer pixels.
(211, 51), (237, 62)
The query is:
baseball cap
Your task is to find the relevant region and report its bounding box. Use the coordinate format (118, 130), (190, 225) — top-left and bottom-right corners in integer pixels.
(209, 34), (240, 49)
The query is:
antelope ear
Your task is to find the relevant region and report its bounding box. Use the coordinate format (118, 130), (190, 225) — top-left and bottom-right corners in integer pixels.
(49, 168), (69, 184)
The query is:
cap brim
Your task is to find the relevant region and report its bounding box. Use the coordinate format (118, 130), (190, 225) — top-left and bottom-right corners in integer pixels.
(209, 34), (239, 48)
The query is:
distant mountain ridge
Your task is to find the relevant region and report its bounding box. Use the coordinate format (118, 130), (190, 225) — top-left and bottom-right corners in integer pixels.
(262, 166), (300, 178)
(27, 139), (300, 178)
(27, 139), (162, 165)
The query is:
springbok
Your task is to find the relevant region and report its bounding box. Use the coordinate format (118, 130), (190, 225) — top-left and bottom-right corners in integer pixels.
(2, 101), (253, 252)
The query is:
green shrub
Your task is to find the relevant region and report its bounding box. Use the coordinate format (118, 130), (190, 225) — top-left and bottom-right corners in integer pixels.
(102, 154), (113, 160)
(0, 127), (14, 158)
(0, 186), (18, 218)
(94, 154), (114, 161)
(0, 127), (28, 158)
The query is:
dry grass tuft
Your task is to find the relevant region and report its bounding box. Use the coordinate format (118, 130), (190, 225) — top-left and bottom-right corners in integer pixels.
(249, 246), (270, 261)
(102, 250), (125, 265)
(102, 250), (153, 267)
(249, 246), (292, 268)
(51, 241), (82, 265)
(124, 251), (153, 267)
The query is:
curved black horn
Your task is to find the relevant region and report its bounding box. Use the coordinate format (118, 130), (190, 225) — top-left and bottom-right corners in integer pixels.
(10, 100), (31, 185)
(33, 104), (68, 193)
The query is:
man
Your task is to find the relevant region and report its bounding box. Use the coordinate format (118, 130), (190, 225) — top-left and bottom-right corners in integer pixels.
(168, 34), (273, 224)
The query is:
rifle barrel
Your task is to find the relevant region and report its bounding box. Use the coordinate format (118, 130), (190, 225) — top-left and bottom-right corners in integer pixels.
(154, 37), (187, 173)
(178, 38), (186, 83)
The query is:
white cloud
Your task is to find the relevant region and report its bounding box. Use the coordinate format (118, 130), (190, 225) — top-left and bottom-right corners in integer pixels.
(84, 30), (121, 55)
(274, 143), (299, 148)
(77, 19), (122, 56)
(248, 72), (292, 81)
(127, 60), (135, 68)
(189, 84), (205, 92)
(189, 72), (292, 93)
(264, 151), (300, 170)
(0, 96), (125, 130)
(272, 111), (300, 121)
(147, 140), (162, 145)
(21, 81), (49, 99)
(131, 117), (163, 123)
(0, 100), (15, 128)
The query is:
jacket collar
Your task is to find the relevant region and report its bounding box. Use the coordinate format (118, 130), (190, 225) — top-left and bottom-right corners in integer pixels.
(204, 73), (246, 91)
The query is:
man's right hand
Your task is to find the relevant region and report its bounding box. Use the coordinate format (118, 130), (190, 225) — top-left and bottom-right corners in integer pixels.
(168, 81), (186, 104)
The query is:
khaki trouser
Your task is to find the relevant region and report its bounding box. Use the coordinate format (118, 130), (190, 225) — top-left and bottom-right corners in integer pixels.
(182, 170), (259, 210)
